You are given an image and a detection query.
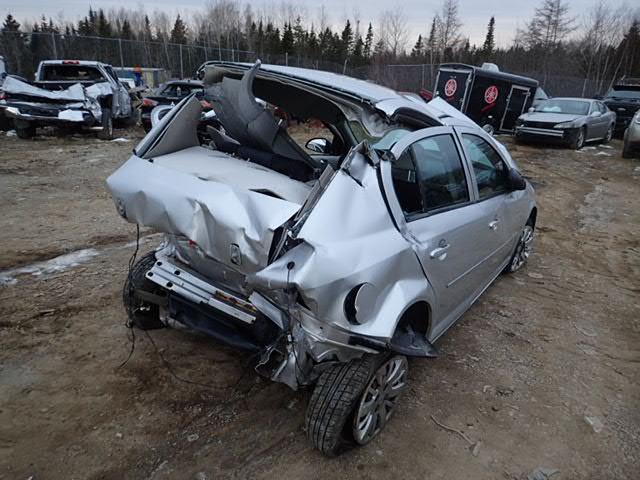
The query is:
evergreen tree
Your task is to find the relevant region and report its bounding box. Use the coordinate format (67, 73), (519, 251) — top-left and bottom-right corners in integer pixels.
(363, 23), (374, 58)
(170, 14), (188, 44)
(352, 34), (365, 65)
(411, 34), (424, 57)
(281, 22), (295, 54)
(427, 16), (437, 53)
(482, 16), (495, 56)
(97, 9), (111, 37)
(143, 15), (153, 41)
(341, 20), (354, 55)
(121, 19), (133, 40)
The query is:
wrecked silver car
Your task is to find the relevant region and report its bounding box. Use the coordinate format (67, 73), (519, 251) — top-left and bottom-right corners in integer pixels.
(0, 60), (133, 139)
(107, 61), (537, 455)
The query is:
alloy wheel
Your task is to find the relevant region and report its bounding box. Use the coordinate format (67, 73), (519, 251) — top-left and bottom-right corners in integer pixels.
(353, 356), (408, 445)
(510, 224), (534, 272)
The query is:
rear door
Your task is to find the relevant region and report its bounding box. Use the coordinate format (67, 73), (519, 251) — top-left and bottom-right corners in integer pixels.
(456, 127), (517, 278)
(500, 85), (531, 131)
(386, 127), (504, 337)
(435, 68), (473, 111)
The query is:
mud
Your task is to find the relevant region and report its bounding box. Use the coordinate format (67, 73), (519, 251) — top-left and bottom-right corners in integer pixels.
(0, 128), (638, 480)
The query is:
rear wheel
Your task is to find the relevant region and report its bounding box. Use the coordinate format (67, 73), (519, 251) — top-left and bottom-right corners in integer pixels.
(505, 218), (535, 273)
(123, 252), (165, 330)
(603, 125), (613, 144)
(306, 354), (408, 456)
(622, 131), (634, 159)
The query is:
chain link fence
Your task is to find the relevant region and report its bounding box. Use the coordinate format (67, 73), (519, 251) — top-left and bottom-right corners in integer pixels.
(1, 30), (599, 97)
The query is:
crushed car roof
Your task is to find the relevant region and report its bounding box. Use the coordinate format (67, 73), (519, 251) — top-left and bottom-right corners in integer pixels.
(198, 61), (474, 128)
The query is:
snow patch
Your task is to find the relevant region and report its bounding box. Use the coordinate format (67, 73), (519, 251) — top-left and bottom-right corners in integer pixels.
(111, 137), (130, 143)
(594, 151), (611, 156)
(5, 130), (16, 137)
(0, 248), (99, 286)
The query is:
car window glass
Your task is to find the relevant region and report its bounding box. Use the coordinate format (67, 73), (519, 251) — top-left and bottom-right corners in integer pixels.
(462, 134), (509, 199)
(391, 134), (469, 217)
(598, 102), (608, 114)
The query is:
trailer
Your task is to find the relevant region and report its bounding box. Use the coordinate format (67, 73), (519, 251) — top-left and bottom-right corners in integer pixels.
(434, 63), (540, 134)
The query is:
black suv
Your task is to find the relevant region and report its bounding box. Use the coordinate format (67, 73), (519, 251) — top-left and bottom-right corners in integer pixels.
(602, 80), (640, 136)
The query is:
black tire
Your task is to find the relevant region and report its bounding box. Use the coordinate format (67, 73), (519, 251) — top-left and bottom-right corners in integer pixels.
(97, 107), (113, 140)
(504, 217), (535, 274)
(569, 127), (586, 150)
(306, 356), (378, 456)
(622, 131), (633, 159)
(16, 124), (36, 139)
(602, 124), (613, 144)
(123, 252), (165, 330)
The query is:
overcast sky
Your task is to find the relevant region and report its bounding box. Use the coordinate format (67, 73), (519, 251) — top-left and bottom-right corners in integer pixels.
(0, 0), (632, 47)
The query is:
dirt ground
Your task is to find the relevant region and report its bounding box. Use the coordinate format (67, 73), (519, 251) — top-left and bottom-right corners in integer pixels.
(0, 127), (639, 480)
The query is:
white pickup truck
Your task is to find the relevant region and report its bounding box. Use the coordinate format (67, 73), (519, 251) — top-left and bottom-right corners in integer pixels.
(0, 60), (133, 139)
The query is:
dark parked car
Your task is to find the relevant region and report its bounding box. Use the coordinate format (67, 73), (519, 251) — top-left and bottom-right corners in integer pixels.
(140, 80), (209, 131)
(602, 79), (640, 136)
(515, 98), (616, 149)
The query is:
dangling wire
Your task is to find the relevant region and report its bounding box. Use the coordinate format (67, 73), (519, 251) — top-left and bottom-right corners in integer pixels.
(117, 224), (140, 370)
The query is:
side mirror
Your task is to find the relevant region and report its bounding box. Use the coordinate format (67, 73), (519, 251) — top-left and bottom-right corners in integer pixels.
(590, 110), (602, 118)
(305, 137), (331, 154)
(508, 168), (527, 191)
(528, 107), (535, 113)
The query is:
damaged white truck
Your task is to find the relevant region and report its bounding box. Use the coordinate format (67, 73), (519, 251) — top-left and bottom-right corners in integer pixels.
(107, 61), (536, 455)
(0, 60), (133, 139)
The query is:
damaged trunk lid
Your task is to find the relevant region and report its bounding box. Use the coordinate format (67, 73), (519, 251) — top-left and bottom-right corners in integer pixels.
(107, 96), (310, 275)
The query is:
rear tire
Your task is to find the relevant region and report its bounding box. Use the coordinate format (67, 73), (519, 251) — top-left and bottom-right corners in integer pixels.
(622, 131), (634, 159)
(306, 354), (408, 456)
(603, 125), (613, 144)
(97, 108), (113, 140)
(505, 218), (535, 273)
(123, 252), (165, 330)
(16, 124), (36, 139)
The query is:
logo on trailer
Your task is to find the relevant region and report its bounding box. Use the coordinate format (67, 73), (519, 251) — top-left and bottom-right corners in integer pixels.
(484, 85), (499, 104)
(444, 78), (458, 97)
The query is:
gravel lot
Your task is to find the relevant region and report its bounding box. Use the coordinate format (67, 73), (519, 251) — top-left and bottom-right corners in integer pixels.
(0, 127), (638, 480)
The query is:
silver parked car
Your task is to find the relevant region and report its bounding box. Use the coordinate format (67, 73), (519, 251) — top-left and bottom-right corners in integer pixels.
(515, 97), (616, 149)
(107, 61), (537, 455)
(623, 109), (640, 158)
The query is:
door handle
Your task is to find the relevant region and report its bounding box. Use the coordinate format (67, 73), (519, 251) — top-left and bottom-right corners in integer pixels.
(489, 219), (500, 230)
(430, 243), (450, 260)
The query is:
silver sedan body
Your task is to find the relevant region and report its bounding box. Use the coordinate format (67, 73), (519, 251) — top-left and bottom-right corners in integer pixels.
(515, 97), (616, 148)
(107, 61), (536, 453)
(623, 110), (640, 158)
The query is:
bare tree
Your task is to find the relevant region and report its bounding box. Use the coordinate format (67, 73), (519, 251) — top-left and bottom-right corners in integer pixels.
(578, 1), (628, 94)
(435, 0), (463, 61)
(380, 9), (408, 57)
(518, 0), (575, 49)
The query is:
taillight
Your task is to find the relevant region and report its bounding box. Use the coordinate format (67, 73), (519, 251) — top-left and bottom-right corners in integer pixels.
(142, 98), (158, 107)
(200, 99), (212, 109)
(62, 60), (80, 64)
(0, 91), (5, 100)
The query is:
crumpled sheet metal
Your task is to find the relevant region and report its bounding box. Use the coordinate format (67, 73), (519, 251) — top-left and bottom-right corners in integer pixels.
(250, 145), (433, 340)
(106, 156), (302, 274)
(85, 81), (113, 99)
(1, 76), (86, 101)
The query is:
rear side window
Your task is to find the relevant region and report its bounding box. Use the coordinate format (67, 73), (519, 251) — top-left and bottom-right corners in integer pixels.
(392, 134), (470, 217)
(41, 65), (105, 82)
(462, 134), (509, 199)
